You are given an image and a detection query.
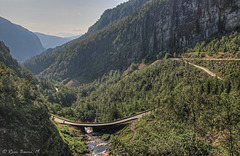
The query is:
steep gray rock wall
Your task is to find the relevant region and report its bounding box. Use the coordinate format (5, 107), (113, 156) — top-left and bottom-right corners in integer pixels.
(110, 0), (240, 69)
(148, 0), (239, 51)
(121, 0), (239, 55)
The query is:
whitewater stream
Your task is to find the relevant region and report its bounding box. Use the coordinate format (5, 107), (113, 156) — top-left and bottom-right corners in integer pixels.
(85, 127), (110, 156)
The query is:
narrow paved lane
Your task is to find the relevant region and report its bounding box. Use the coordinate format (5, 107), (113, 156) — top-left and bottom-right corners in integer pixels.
(172, 58), (224, 80)
(187, 62), (223, 80)
(130, 121), (137, 143)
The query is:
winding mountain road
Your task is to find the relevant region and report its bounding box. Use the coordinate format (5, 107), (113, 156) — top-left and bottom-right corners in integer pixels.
(52, 108), (156, 127)
(130, 121), (137, 143)
(186, 62), (223, 80)
(171, 58), (239, 80)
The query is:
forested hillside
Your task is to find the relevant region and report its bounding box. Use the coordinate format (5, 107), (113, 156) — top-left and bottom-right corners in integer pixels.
(108, 60), (240, 155)
(0, 41), (34, 78)
(87, 0), (149, 34)
(23, 0), (240, 85)
(4, 0), (239, 155)
(0, 42), (71, 155)
(42, 57), (240, 155)
(185, 31), (240, 58)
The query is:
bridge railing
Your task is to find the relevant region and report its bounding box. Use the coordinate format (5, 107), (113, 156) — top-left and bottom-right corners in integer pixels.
(52, 107), (159, 125)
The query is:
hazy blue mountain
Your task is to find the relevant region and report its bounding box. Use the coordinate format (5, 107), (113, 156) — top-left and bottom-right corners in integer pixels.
(0, 17), (44, 61)
(35, 32), (73, 49)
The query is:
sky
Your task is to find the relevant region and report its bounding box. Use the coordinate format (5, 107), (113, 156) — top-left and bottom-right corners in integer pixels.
(0, 0), (128, 37)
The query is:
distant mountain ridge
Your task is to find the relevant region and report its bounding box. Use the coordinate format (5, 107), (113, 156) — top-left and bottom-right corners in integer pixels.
(34, 32), (70, 49)
(0, 17), (44, 61)
(23, 0), (240, 85)
(34, 32), (81, 49)
(87, 0), (149, 34)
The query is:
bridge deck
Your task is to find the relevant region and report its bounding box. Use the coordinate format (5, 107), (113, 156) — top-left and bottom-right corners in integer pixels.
(52, 109), (156, 127)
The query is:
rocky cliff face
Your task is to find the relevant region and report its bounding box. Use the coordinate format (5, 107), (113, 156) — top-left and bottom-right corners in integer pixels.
(99, 0), (240, 72)
(155, 0), (239, 49)
(117, 0), (240, 57)
(23, 0), (240, 84)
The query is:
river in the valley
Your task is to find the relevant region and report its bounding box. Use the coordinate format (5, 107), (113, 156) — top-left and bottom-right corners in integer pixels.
(85, 127), (110, 156)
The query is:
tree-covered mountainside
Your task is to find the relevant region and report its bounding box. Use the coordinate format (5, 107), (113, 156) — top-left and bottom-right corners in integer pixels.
(0, 42), (71, 155)
(44, 58), (240, 155)
(87, 0), (149, 34)
(107, 60), (240, 155)
(0, 41), (33, 78)
(23, 0), (240, 85)
(185, 31), (240, 57)
(188, 59), (240, 79)
(3, 0), (240, 155)
(0, 41), (21, 74)
(0, 17), (44, 61)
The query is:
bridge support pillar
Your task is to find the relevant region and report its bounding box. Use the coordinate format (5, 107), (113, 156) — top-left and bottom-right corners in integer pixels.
(72, 126), (85, 133)
(92, 124), (127, 133)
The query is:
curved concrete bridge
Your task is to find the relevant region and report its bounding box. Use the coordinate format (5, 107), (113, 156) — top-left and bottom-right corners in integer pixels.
(52, 108), (156, 128)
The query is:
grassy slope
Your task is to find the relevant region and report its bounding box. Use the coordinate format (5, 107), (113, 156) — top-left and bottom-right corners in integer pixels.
(51, 121), (88, 155)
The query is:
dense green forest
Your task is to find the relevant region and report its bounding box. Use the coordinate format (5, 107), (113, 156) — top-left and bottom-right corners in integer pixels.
(88, 0), (149, 34)
(185, 32), (240, 57)
(1, 0), (240, 155)
(0, 41), (31, 78)
(44, 58), (240, 155)
(2, 37), (240, 155)
(187, 59), (240, 80)
(0, 42), (72, 155)
(108, 60), (240, 155)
